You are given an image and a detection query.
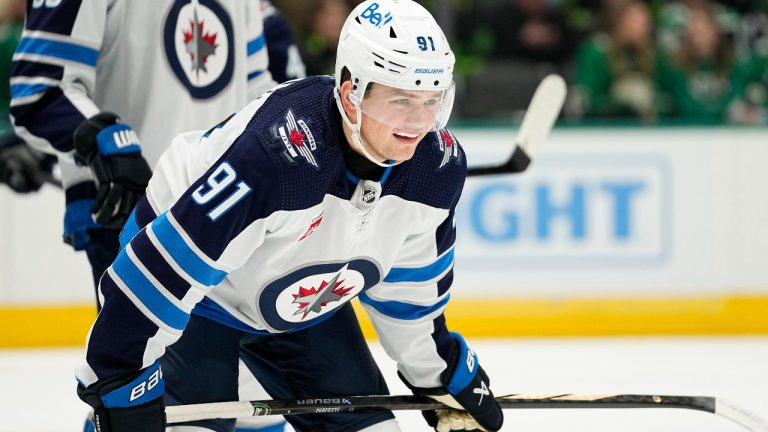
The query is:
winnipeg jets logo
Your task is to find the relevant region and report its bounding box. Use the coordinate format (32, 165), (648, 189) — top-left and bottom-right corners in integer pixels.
(291, 265), (355, 320)
(262, 259), (381, 331)
(164, 0), (234, 98)
(436, 129), (458, 169)
(474, 380), (490, 406)
(278, 110), (318, 168)
(183, 9), (218, 78)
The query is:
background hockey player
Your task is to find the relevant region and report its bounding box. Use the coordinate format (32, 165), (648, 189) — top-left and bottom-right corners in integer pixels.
(9, 1), (295, 431)
(75, 0), (504, 431)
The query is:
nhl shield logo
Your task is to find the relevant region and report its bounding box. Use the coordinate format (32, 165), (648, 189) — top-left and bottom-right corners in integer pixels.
(164, 0), (234, 99)
(277, 110), (319, 168)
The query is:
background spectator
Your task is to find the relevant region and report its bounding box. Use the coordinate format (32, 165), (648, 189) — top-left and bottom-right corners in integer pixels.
(569, 0), (662, 122)
(301, 0), (357, 76)
(657, 1), (755, 122)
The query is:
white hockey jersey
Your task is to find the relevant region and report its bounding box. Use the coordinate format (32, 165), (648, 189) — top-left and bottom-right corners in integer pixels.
(77, 76), (467, 393)
(10, 0), (275, 184)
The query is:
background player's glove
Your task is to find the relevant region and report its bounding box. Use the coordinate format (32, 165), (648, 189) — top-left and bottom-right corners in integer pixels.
(73, 112), (152, 228)
(400, 332), (503, 431)
(0, 135), (56, 193)
(77, 362), (166, 432)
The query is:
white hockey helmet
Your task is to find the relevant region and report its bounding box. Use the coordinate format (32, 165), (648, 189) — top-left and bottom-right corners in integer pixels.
(334, 0), (456, 166)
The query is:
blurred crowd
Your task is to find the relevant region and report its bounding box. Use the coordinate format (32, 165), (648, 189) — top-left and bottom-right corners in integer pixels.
(1, 0), (767, 125)
(274, 0), (768, 125)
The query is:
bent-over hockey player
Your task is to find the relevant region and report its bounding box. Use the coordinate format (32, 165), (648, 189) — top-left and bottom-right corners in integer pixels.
(75, 1), (504, 431)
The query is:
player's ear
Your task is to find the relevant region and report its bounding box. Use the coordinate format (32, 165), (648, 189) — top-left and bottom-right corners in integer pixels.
(339, 81), (359, 123)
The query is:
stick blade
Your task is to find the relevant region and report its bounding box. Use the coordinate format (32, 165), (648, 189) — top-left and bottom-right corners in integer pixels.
(516, 74), (567, 160)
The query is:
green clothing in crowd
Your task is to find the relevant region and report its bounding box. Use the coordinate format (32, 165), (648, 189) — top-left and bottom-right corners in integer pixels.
(0, 21), (22, 137)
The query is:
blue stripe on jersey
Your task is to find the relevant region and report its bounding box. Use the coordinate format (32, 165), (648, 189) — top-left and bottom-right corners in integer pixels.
(236, 421), (288, 432)
(16, 37), (98, 67)
(111, 251), (190, 331)
(380, 165), (393, 185)
(192, 297), (341, 334)
(383, 248), (454, 283)
(358, 292), (451, 320)
(247, 34), (266, 56)
(130, 229), (192, 302)
(120, 209), (140, 250)
(151, 212), (228, 286)
(10, 83), (50, 99)
(346, 171), (358, 184)
(247, 70), (264, 81)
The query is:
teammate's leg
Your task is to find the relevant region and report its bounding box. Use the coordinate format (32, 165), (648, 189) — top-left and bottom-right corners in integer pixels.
(240, 303), (399, 432)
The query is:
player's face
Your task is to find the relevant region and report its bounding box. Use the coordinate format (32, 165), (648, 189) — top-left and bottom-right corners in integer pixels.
(341, 81), (444, 162)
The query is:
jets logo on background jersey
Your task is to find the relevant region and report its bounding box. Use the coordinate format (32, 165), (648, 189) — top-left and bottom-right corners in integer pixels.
(436, 129), (459, 169)
(258, 260), (381, 332)
(164, 0), (234, 99)
(276, 110), (319, 168)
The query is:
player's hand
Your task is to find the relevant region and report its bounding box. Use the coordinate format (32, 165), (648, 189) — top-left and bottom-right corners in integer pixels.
(77, 363), (166, 432)
(0, 135), (56, 193)
(73, 112), (152, 228)
(400, 333), (503, 432)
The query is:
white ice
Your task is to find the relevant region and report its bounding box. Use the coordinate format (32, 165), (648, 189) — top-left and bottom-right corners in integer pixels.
(1, 337), (766, 432)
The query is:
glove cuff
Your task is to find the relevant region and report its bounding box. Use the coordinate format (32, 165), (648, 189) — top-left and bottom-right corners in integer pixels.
(78, 362), (164, 410)
(74, 112), (141, 163)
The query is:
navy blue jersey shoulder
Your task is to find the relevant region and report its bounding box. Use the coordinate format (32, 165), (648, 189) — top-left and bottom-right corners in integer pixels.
(170, 129), (283, 261)
(384, 129), (467, 210)
(243, 76), (347, 211)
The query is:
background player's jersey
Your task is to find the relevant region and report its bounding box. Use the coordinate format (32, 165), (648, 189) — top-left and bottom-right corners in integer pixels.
(77, 76), (467, 392)
(10, 0), (274, 170)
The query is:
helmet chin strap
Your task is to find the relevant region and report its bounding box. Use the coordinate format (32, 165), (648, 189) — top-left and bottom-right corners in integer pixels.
(334, 88), (402, 169)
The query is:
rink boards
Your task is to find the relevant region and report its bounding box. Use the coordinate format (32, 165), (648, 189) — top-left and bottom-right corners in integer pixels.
(1, 126), (767, 347)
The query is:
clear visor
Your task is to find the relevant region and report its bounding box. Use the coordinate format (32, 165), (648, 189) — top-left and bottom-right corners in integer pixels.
(357, 82), (455, 133)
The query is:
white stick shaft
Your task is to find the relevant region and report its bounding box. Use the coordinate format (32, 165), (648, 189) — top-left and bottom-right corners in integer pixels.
(166, 401), (255, 423)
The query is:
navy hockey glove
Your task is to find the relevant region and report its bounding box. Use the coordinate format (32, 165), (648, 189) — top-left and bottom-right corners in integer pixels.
(73, 112), (152, 229)
(0, 135), (56, 193)
(77, 362), (166, 432)
(400, 333), (503, 431)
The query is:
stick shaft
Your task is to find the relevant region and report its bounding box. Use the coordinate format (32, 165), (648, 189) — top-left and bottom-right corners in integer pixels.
(165, 393), (768, 432)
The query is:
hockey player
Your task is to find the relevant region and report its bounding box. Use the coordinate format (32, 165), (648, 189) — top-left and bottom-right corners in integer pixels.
(76, 1), (504, 431)
(11, 1), (286, 431)
(10, 0), (276, 289)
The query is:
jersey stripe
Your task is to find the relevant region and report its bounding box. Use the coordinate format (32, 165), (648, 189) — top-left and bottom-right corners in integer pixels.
(358, 292), (451, 321)
(10, 82), (51, 99)
(383, 247), (454, 283)
(111, 248), (190, 331)
(149, 212), (228, 286)
(15, 37), (99, 67)
(247, 34), (266, 56)
(247, 70), (264, 81)
(129, 229), (192, 302)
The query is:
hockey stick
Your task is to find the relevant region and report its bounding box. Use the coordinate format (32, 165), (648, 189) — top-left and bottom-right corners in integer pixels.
(467, 74), (567, 177)
(165, 393), (768, 432)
